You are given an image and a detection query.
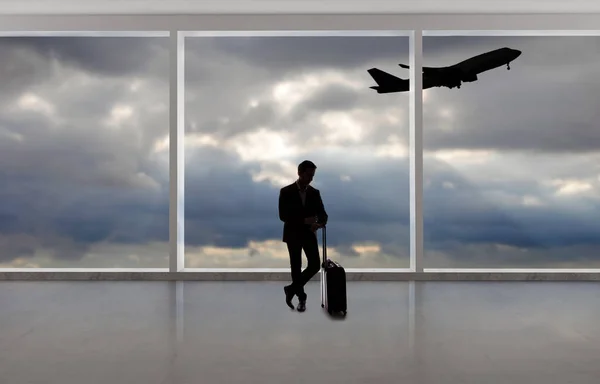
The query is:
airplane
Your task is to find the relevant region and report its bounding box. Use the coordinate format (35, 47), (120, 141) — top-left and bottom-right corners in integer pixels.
(368, 47), (522, 93)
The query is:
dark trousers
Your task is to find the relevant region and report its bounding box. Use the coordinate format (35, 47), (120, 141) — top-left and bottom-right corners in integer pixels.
(286, 231), (321, 301)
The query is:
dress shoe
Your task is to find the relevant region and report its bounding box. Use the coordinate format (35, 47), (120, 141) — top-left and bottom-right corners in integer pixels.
(284, 285), (295, 310)
(297, 300), (306, 312)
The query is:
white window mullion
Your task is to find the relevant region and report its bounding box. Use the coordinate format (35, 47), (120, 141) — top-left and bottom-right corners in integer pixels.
(169, 31), (185, 272)
(409, 29), (424, 273)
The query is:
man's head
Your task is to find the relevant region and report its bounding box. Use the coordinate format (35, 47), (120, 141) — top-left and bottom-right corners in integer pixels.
(297, 160), (317, 186)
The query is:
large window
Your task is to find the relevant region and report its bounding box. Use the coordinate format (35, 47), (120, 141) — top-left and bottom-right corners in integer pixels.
(423, 34), (600, 269)
(0, 35), (170, 268)
(184, 32), (411, 268)
(4, 27), (598, 273)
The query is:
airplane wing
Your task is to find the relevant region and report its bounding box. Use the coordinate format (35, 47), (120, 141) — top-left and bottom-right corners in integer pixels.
(398, 63), (448, 74)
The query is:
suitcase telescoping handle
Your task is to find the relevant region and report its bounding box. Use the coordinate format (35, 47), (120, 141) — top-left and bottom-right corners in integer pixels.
(320, 224), (327, 309)
(321, 224), (327, 268)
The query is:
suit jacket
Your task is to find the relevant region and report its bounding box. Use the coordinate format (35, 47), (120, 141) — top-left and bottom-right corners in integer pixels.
(278, 182), (328, 243)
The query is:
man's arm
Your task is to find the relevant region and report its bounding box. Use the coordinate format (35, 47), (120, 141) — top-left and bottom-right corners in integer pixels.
(279, 188), (303, 225)
(315, 190), (328, 226)
(279, 188), (318, 225)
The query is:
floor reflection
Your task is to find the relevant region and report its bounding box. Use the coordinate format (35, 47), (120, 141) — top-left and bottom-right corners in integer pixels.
(2, 281), (599, 383)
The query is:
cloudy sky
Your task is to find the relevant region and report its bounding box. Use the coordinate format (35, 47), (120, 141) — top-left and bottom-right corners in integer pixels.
(0, 34), (599, 269)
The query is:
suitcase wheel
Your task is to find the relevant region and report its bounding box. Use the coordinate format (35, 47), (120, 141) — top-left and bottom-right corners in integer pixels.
(321, 304), (324, 308)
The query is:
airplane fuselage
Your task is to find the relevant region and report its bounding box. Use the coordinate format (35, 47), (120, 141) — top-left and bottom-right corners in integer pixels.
(367, 46), (522, 93)
(428, 47), (522, 89)
(455, 47), (521, 73)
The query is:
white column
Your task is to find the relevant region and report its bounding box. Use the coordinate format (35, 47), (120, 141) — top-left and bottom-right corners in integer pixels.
(177, 281), (184, 341)
(169, 31), (185, 272)
(409, 30), (424, 273)
(408, 281), (415, 350)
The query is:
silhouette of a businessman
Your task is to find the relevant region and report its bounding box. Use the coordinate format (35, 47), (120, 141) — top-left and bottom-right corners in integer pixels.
(279, 160), (328, 312)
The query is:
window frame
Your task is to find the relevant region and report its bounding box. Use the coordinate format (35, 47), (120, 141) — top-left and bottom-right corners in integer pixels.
(0, 14), (599, 280)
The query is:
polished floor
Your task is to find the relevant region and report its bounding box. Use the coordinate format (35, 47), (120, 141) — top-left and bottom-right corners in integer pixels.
(1, 281), (600, 383)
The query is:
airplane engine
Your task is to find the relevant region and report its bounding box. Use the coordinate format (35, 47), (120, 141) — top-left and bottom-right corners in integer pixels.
(462, 73), (478, 82)
(447, 78), (461, 89)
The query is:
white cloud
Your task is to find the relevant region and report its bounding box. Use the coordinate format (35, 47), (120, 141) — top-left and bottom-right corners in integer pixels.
(319, 111), (365, 143)
(249, 160), (297, 188)
(375, 142), (409, 159)
(17, 92), (56, 117)
(185, 239), (409, 268)
(522, 195), (544, 207)
(153, 135), (169, 153)
(185, 133), (220, 149)
(271, 75), (321, 114)
(105, 104), (135, 128)
(0, 130), (24, 143)
(228, 128), (300, 162)
(439, 107), (454, 119)
(548, 178), (595, 196)
(128, 79), (144, 92)
(429, 149), (496, 165)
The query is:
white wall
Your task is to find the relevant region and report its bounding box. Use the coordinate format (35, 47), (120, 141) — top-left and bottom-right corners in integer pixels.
(0, 0), (599, 15)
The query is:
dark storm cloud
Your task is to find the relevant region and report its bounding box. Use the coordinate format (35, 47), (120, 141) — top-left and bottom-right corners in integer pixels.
(314, 156), (410, 225)
(190, 35), (409, 74)
(0, 168), (169, 263)
(183, 34), (409, 138)
(2, 34), (413, 265)
(3, 33), (600, 268)
(0, 42), (53, 104)
(418, 35), (600, 266)
(423, 77), (600, 154)
(423, 35), (533, 65)
(423, 156), (600, 265)
(182, 33), (600, 267)
(424, 35), (600, 153)
(0, 36), (169, 264)
(183, 146), (282, 248)
(290, 83), (362, 121)
(298, 153), (411, 252)
(2, 36), (169, 77)
(313, 156), (411, 257)
(298, 153), (410, 258)
(188, 102), (279, 140)
(0, 104), (166, 188)
(185, 35), (410, 147)
(182, 143), (411, 253)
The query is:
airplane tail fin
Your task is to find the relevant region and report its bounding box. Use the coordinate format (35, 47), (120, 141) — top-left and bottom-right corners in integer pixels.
(367, 68), (405, 86)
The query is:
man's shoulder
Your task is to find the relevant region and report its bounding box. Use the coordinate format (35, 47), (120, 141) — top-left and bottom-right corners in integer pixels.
(280, 182), (319, 193)
(280, 183), (296, 192)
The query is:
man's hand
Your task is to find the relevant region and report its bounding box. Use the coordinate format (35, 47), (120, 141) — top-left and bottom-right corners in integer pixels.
(304, 216), (317, 225)
(310, 223), (323, 232)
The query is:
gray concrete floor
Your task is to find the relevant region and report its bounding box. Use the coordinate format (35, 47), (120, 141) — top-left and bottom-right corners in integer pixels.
(1, 281), (600, 383)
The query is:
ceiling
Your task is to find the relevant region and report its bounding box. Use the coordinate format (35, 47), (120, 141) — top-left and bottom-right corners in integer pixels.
(0, 0), (599, 15)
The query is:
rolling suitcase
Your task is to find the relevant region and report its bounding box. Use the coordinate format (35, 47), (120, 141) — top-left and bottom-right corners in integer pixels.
(320, 225), (347, 316)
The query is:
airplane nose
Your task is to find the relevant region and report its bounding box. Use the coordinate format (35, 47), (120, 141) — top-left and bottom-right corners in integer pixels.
(512, 49), (522, 58)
